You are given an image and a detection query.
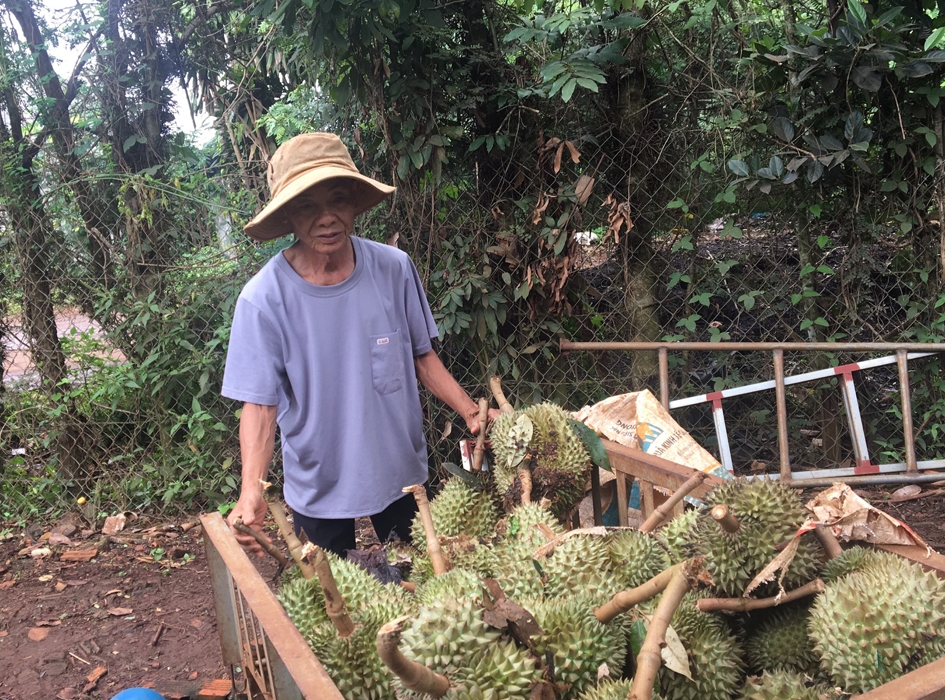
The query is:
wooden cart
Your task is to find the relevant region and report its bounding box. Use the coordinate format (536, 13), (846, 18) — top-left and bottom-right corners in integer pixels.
(201, 452), (945, 700)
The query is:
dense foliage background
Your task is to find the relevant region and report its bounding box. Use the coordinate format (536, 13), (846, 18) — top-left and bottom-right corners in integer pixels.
(2, 0), (945, 520)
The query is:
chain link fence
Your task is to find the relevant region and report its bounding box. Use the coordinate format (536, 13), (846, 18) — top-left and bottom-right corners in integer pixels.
(2, 111), (944, 522)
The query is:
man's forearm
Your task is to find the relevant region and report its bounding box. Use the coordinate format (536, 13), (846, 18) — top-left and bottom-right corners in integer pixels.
(239, 402), (278, 492)
(414, 349), (478, 424)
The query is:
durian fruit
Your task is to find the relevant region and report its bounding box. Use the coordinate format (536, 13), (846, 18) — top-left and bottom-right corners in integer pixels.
(575, 678), (634, 700)
(491, 402), (590, 516)
(410, 477), (500, 542)
(529, 593), (628, 699)
(657, 592), (745, 700)
(739, 670), (840, 700)
(541, 533), (623, 600)
(657, 509), (699, 564)
(397, 596), (541, 699)
(608, 530), (672, 590)
(416, 568), (484, 607)
(305, 600), (408, 700)
(744, 606), (818, 675)
(278, 552), (412, 637)
(490, 502), (564, 600)
(693, 479), (822, 596)
(408, 534), (497, 587)
(820, 545), (880, 582)
(809, 551), (945, 692)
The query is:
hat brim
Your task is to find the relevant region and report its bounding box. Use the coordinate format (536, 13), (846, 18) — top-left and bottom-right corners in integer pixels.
(244, 167), (396, 241)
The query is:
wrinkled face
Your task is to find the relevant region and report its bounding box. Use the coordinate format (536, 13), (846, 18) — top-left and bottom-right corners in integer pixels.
(283, 179), (359, 257)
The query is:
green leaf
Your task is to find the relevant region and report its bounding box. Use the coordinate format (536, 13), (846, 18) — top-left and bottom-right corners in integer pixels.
(569, 419), (612, 472)
(852, 66), (882, 91)
(926, 27), (945, 51)
(727, 159), (750, 176)
(771, 117), (794, 142)
(847, 0), (867, 24)
(561, 78), (577, 102)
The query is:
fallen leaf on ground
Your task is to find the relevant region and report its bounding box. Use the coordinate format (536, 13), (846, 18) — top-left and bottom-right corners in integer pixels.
(36, 619), (62, 627)
(104, 589), (123, 596)
(55, 582), (67, 592)
(57, 688), (78, 700)
(891, 484), (922, 500)
(28, 627), (50, 641)
(0, 630), (8, 637)
(102, 514), (127, 536)
(60, 550), (98, 563)
(189, 618), (203, 629)
(62, 579), (89, 586)
(107, 607), (133, 616)
(0, 581), (15, 590)
(31, 547), (52, 559)
(49, 533), (73, 546)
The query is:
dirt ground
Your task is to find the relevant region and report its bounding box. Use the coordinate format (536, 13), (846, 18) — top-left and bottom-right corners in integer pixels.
(1, 486), (943, 700)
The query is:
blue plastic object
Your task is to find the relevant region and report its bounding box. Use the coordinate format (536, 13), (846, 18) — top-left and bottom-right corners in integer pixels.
(110, 689), (166, 700)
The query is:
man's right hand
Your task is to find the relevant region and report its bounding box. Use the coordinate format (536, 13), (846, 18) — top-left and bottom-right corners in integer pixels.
(227, 491), (271, 557)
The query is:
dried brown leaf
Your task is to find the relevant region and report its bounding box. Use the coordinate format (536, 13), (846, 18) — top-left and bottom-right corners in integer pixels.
(575, 175), (595, 206)
(564, 140), (580, 164)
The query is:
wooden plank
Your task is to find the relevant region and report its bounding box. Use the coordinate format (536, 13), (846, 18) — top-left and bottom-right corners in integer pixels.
(602, 439), (726, 500)
(874, 544), (945, 578)
(640, 481), (655, 519)
(200, 513), (345, 700)
(615, 473), (629, 527)
(855, 655), (945, 700)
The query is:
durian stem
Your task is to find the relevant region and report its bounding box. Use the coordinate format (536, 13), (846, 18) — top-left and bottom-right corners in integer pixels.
(536, 523), (558, 541)
(594, 563), (681, 624)
(814, 526), (843, 560)
(518, 462), (533, 505)
(710, 504), (741, 533)
(263, 488), (316, 579)
(489, 376), (514, 414)
(403, 484), (450, 575)
(639, 472), (707, 534)
(628, 566), (693, 700)
(472, 398), (490, 472)
(696, 578), (825, 613)
(232, 518), (291, 569)
(301, 543), (356, 638)
(377, 617), (451, 697)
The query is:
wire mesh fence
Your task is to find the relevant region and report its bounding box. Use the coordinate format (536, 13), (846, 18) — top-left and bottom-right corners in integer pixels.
(2, 114), (944, 521)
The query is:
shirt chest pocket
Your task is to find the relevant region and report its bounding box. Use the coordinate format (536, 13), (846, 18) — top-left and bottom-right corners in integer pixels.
(370, 330), (405, 394)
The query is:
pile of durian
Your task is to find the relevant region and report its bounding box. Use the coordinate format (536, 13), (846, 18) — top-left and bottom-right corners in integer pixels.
(272, 403), (945, 700)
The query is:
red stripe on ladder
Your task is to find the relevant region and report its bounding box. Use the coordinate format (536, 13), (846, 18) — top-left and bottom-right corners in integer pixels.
(853, 460), (879, 475)
(833, 363), (862, 375)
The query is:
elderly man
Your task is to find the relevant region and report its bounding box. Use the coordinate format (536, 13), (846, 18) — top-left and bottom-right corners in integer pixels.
(222, 133), (495, 557)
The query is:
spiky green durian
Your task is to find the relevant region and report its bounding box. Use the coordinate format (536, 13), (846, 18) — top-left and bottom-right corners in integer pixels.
(410, 477), (500, 544)
(739, 670), (840, 700)
(576, 679), (634, 700)
(540, 533), (622, 600)
(408, 535), (497, 587)
(278, 553), (410, 637)
(657, 509), (699, 564)
(608, 530), (672, 590)
(488, 503), (564, 600)
(396, 596), (540, 699)
(491, 403), (590, 517)
(417, 568), (484, 607)
(304, 602), (405, 700)
(658, 592), (745, 700)
(744, 606), (818, 675)
(693, 479), (822, 596)
(446, 639), (542, 700)
(529, 593), (628, 699)
(809, 551), (945, 692)
(820, 545), (880, 583)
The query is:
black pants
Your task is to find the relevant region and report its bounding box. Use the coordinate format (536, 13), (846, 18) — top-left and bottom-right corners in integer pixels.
(292, 489), (422, 558)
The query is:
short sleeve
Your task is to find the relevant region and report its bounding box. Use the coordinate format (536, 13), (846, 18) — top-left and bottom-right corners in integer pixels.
(221, 296), (286, 405)
(403, 257), (439, 356)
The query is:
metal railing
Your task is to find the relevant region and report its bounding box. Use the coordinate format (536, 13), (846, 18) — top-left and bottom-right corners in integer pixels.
(560, 340), (945, 487)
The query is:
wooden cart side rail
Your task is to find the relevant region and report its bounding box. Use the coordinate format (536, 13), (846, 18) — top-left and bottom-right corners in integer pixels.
(855, 655), (945, 700)
(200, 512), (345, 700)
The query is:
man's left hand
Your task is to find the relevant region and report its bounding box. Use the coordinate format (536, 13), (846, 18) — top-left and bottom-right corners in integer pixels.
(466, 407), (501, 435)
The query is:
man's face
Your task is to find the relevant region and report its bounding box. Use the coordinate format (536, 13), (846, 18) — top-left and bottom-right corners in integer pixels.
(283, 179), (358, 257)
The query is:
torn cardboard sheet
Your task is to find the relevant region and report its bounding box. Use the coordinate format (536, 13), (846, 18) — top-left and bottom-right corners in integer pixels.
(574, 389), (731, 482)
(805, 482), (929, 548)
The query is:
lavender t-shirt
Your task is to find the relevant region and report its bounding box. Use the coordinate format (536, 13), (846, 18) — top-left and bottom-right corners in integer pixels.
(221, 236), (438, 518)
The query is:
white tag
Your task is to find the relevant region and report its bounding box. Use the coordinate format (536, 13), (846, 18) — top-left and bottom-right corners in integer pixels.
(376, 337), (389, 345)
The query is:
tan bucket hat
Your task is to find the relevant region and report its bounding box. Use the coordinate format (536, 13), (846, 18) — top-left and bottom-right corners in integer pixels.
(244, 132), (396, 241)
